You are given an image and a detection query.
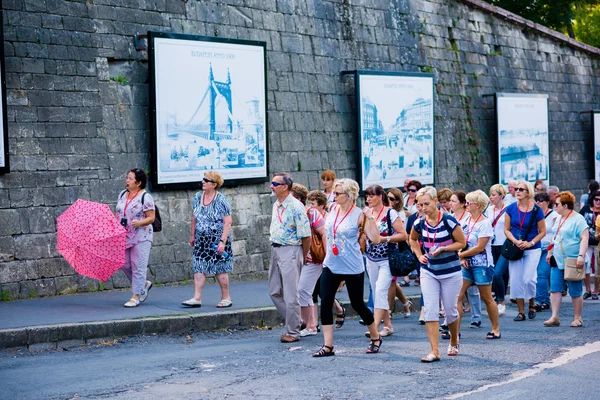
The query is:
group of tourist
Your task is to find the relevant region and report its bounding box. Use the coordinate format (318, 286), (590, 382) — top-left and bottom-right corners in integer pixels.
(114, 167), (594, 362)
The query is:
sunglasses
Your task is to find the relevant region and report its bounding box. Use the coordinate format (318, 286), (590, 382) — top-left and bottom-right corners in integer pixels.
(271, 181), (283, 187)
(555, 203), (562, 207)
(202, 177), (216, 183)
(388, 196), (397, 201)
(515, 187), (528, 192)
(535, 199), (547, 202)
(334, 191), (346, 196)
(465, 201), (473, 206)
(408, 188), (417, 193)
(594, 198), (600, 202)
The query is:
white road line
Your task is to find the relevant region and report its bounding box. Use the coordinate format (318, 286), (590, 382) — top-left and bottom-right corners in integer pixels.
(446, 341), (600, 399)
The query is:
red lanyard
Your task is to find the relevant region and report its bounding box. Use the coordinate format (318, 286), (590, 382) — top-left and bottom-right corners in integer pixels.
(425, 211), (442, 248)
(124, 191), (140, 214)
(517, 203), (531, 229)
(276, 205), (285, 223)
(465, 214), (483, 242)
(371, 206), (385, 224)
(458, 210), (466, 223)
(555, 210), (573, 237)
(333, 204), (355, 239)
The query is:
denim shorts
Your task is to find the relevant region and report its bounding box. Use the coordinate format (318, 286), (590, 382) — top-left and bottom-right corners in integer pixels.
(462, 265), (494, 285)
(550, 267), (584, 298)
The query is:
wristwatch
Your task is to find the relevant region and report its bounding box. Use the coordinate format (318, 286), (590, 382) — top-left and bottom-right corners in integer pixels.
(530, 241), (535, 246)
(386, 236), (391, 243)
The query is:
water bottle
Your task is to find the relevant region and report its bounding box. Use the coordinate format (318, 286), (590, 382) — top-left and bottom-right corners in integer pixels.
(212, 243), (229, 259)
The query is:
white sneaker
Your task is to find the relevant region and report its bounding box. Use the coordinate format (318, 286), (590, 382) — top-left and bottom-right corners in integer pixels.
(498, 304), (506, 315)
(299, 328), (318, 337)
(139, 281), (152, 303)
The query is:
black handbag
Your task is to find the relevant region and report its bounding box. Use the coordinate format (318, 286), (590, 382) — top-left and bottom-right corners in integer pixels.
(501, 204), (539, 261)
(386, 210), (418, 277)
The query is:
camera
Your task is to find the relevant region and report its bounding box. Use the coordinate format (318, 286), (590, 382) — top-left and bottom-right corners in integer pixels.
(120, 218), (128, 227)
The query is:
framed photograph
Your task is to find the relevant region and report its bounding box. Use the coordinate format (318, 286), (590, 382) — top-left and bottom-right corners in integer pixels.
(0, 9), (9, 175)
(356, 71), (434, 190)
(496, 93), (549, 186)
(594, 111), (600, 182)
(148, 32), (268, 190)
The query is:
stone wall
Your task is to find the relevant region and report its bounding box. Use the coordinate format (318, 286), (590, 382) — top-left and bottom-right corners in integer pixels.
(0, 0), (599, 299)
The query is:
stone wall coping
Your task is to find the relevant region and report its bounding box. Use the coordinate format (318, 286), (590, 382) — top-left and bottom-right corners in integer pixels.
(459, 0), (600, 57)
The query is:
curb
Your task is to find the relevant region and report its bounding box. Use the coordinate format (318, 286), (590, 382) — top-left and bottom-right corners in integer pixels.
(0, 296), (421, 350)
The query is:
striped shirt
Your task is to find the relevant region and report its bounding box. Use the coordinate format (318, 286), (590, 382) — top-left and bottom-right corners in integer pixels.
(412, 213), (462, 276)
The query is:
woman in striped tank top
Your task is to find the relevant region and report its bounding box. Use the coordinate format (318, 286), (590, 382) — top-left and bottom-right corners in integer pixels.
(410, 187), (466, 362)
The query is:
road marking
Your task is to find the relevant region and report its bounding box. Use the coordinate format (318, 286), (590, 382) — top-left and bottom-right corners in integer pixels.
(446, 340), (600, 399)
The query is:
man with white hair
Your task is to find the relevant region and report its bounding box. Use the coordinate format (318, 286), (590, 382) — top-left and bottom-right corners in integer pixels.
(503, 179), (518, 204)
(547, 186), (559, 208)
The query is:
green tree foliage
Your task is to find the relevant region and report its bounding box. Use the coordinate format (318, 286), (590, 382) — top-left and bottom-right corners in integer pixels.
(484, 0), (600, 48)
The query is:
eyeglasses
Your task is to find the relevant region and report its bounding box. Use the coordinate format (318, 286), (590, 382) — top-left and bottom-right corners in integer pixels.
(408, 188), (417, 193)
(271, 181), (283, 187)
(334, 191), (346, 196)
(555, 203), (562, 207)
(465, 201), (473, 206)
(515, 187), (528, 192)
(388, 196), (397, 201)
(594, 198), (600, 202)
(203, 177), (216, 183)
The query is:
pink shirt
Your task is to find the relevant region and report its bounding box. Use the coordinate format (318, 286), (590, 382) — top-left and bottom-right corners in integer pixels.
(116, 190), (155, 248)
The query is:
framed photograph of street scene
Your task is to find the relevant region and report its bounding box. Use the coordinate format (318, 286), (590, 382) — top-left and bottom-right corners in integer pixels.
(148, 31), (268, 190)
(0, 10), (9, 175)
(356, 71), (434, 190)
(593, 111), (600, 182)
(496, 93), (549, 186)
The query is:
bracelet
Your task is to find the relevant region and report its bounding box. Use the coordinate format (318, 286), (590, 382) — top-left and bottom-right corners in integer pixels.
(220, 239), (225, 243)
(578, 254), (584, 257)
(386, 236), (391, 243)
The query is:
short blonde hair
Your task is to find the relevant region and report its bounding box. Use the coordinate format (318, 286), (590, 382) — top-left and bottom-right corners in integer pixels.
(517, 180), (535, 200)
(466, 190), (489, 212)
(489, 184), (507, 197)
(416, 186), (437, 201)
(204, 171), (224, 189)
(334, 178), (359, 202)
(437, 188), (453, 202)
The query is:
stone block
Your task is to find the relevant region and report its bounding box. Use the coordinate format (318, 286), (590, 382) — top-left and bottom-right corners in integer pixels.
(0, 209), (21, 236)
(27, 326), (58, 346)
(0, 282), (21, 301)
(37, 258), (73, 278)
(0, 328), (28, 349)
(142, 316), (191, 335)
(54, 275), (80, 295)
(111, 319), (143, 338)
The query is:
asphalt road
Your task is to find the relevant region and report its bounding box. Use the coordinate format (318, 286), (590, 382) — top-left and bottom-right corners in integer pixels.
(2, 300), (600, 400)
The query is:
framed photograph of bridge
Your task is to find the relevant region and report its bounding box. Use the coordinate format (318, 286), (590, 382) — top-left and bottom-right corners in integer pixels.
(356, 71), (434, 190)
(148, 31), (268, 189)
(0, 10), (9, 175)
(594, 111), (600, 182)
(496, 93), (549, 186)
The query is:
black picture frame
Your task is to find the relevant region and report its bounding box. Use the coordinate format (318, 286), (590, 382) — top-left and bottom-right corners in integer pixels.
(0, 8), (9, 175)
(495, 93), (549, 186)
(148, 31), (269, 190)
(355, 70), (435, 190)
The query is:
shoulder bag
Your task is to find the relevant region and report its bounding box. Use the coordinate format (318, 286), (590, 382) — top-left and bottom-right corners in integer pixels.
(386, 209), (418, 277)
(559, 236), (585, 281)
(501, 204), (539, 261)
(307, 209), (326, 264)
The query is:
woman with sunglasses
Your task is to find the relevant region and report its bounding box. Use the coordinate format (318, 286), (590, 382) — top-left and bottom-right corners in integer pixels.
(363, 185), (409, 338)
(545, 192), (588, 327)
(183, 172), (233, 308)
(116, 168), (156, 308)
(486, 184), (509, 315)
(404, 180), (422, 214)
(580, 189), (600, 300)
(504, 180), (546, 321)
(533, 192), (559, 311)
(313, 179), (382, 357)
(386, 188), (413, 318)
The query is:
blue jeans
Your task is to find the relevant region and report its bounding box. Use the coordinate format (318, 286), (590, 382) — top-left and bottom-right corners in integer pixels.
(467, 285), (481, 323)
(492, 246), (509, 302)
(535, 249), (551, 306)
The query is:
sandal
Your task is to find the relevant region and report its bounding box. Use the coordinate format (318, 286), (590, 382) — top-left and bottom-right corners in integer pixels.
(514, 313), (526, 321)
(528, 308), (537, 320)
(414, 278), (420, 287)
(541, 303), (550, 310)
(124, 298), (140, 308)
(399, 280), (410, 287)
(403, 300), (412, 318)
(421, 353), (440, 363)
(447, 343), (460, 356)
(379, 326), (394, 337)
(216, 299), (233, 308)
(543, 317), (560, 327)
(366, 336), (382, 353)
(313, 345), (335, 357)
(441, 331), (461, 340)
(335, 305), (346, 329)
(570, 318), (583, 328)
(486, 331), (501, 339)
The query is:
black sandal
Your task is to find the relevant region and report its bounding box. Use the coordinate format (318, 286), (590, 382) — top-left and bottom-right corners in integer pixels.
(335, 305), (346, 329)
(514, 312), (526, 321)
(528, 308), (537, 320)
(366, 336), (382, 353)
(313, 345), (335, 357)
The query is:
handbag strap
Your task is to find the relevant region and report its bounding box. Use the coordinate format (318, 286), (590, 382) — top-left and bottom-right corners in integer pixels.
(520, 204), (540, 240)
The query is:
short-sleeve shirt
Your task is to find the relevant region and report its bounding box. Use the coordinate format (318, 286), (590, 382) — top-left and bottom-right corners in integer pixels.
(412, 213), (462, 276)
(505, 202), (544, 249)
(116, 190), (155, 248)
(463, 215), (494, 266)
(485, 204), (508, 246)
(540, 209), (559, 249)
(269, 195), (311, 246)
(553, 213), (588, 270)
(323, 206), (363, 275)
(366, 208), (401, 262)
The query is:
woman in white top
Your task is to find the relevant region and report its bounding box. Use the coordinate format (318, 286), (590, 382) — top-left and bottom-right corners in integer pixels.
(533, 192), (559, 311)
(457, 190), (500, 339)
(486, 184), (509, 315)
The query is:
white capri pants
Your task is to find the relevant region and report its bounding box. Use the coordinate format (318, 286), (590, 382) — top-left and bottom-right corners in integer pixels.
(508, 248), (541, 301)
(298, 263), (323, 307)
(586, 245), (596, 275)
(366, 258), (393, 310)
(420, 269), (462, 323)
(122, 240), (152, 295)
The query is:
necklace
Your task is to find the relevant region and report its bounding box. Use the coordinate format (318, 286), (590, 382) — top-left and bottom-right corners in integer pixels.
(202, 191), (216, 207)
